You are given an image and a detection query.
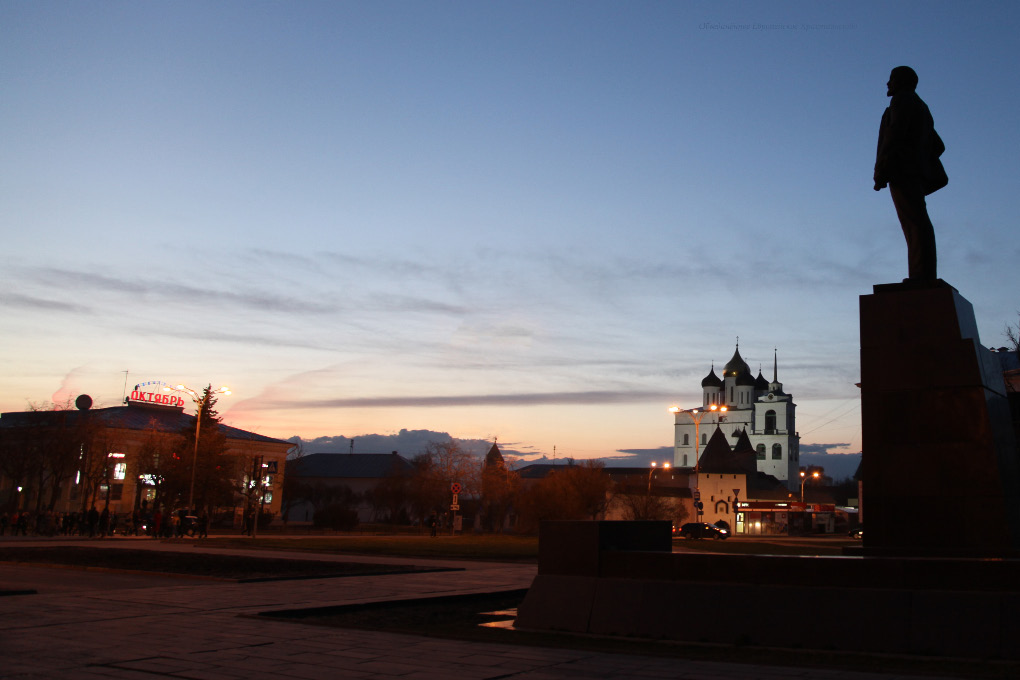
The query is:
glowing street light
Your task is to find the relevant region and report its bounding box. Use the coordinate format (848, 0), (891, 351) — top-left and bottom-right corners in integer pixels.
(800, 470), (820, 503)
(669, 404), (727, 474)
(648, 461), (671, 493)
(670, 404), (727, 520)
(170, 384), (231, 513)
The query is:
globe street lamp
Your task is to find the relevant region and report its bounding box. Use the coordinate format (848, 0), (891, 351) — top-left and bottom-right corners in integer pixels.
(172, 384), (231, 513)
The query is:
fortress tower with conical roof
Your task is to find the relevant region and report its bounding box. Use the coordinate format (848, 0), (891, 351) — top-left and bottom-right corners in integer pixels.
(672, 344), (800, 488)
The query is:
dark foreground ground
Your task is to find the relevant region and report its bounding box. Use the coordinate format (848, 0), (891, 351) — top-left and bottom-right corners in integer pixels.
(3, 543), (1018, 679)
(0, 545), (450, 582)
(263, 589), (1020, 680)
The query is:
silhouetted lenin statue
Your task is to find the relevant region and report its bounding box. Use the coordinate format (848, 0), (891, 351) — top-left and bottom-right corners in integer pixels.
(874, 66), (947, 282)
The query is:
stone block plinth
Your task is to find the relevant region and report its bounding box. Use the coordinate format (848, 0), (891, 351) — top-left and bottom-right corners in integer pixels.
(860, 280), (1020, 555)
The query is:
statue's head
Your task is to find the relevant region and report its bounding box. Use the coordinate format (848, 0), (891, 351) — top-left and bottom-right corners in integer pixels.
(887, 66), (918, 96)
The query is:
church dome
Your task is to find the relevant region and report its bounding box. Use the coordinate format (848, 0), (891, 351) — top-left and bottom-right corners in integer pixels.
(735, 368), (756, 386)
(723, 346), (750, 378)
(755, 370), (769, 390)
(701, 366), (722, 387)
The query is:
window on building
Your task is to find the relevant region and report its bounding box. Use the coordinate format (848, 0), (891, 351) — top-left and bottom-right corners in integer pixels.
(683, 454), (688, 466)
(701, 433), (707, 445)
(772, 443), (783, 460)
(765, 410), (777, 434)
(113, 463), (127, 480)
(756, 444), (766, 460)
(683, 434), (689, 445)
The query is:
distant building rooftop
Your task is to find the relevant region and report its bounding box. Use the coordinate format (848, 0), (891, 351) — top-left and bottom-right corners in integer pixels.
(0, 400), (290, 446)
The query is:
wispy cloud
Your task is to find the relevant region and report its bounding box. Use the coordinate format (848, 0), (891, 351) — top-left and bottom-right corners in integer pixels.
(198, 330), (338, 352)
(369, 293), (468, 315)
(26, 267), (339, 315)
(253, 389), (675, 410)
(20, 264), (474, 321)
(0, 292), (91, 314)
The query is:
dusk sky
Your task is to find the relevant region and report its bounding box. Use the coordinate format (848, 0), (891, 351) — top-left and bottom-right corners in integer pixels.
(3, 1), (1018, 465)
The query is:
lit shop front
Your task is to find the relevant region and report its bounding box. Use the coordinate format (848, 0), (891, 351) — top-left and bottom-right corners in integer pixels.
(736, 500), (838, 535)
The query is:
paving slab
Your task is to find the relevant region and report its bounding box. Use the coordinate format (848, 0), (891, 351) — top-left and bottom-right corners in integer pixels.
(0, 537), (976, 679)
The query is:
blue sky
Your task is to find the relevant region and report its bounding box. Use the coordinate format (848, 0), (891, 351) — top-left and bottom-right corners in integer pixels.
(3, 1), (1018, 463)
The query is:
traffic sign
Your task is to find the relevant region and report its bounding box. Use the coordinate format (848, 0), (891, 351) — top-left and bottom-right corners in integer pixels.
(450, 504), (460, 511)
(451, 483), (462, 494)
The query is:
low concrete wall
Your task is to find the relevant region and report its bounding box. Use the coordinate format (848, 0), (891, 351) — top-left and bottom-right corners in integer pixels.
(515, 521), (1020, 659)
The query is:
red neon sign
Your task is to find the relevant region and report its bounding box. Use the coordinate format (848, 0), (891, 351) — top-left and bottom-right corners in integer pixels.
(128, 381), (184, 407)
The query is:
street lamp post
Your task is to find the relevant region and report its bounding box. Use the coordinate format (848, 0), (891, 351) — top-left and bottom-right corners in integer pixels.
(800, 470), (820, 503)
(668, 404), (727, 474)
(669, 404), (727, 519)
(647, 461), (671, 493)
(799, 470), (820, 535)
(172, 384), (231, 513)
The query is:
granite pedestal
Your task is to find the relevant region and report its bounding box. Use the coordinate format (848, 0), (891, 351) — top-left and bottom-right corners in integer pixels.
(860, 280), (1020, 556)
(516, 521), (1020, 659)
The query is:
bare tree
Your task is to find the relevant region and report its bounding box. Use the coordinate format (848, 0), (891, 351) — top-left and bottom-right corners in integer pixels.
(406, 440), (478, 529)
(480, 453), (520, 532)
(514, 460), (613, 533)
(1006, 312), (1020, 359)
(279, 440), (306, 525)
(135, 419), (179, 512)
(616, 491), (674, 521)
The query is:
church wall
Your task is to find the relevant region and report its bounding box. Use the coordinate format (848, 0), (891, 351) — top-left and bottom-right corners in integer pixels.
(672, 348), (800, 489)
(695, 472), (745, 528)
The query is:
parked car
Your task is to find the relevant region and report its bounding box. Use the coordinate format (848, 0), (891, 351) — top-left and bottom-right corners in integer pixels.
(848, 526), (863, 539)
(678, 522), (729, 540)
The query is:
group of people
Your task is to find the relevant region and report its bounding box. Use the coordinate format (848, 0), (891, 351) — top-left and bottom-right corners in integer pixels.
(0, 511), (33, 536)
(0, 506), (125, 538)
(0, 505), (209, 539)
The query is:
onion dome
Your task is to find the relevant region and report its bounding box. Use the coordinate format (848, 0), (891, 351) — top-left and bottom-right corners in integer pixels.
(723, 345), (750, 378)
(754, 370), (769, 391)
(701, 365), (722, 387)
(735, 368), (756, 386)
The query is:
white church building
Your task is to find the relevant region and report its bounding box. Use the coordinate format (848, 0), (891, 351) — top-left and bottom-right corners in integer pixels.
(672, 345), (800, 489)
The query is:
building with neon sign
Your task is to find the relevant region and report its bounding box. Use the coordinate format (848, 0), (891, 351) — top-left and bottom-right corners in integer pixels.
(0, 396), (293, 526)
